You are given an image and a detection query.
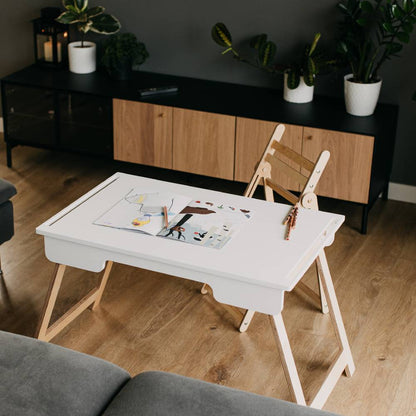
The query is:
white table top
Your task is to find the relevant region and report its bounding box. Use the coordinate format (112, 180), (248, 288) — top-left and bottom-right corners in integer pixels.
(36, 172), (344, 315)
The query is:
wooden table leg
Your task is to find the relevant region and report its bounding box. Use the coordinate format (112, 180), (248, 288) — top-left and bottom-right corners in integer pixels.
(270, 314), (307, 406)
(267, 251), (355, 409)
(316, 250), (355, 377)
(35, 261), (115, 342)
(92, 261), (113, 310)
(36, 264), (66, 341)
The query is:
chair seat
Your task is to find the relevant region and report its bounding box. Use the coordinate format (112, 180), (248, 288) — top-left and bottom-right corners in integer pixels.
(0, 178), (16, 206)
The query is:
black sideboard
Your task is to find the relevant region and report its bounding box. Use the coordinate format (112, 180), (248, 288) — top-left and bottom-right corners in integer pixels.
(1, 65), (398, 233)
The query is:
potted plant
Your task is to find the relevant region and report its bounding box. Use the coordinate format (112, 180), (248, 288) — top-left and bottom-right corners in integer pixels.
(56, 0), (121, 74)
(337, 0), (416, 116)
(102, 33), (149, 80)
(211, 23), (334, 103)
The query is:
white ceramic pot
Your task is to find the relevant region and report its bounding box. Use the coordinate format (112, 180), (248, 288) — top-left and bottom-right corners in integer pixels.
(344, 74), (382, 116)
(68, 41), (96, 74)
(283, 74), (314, 103)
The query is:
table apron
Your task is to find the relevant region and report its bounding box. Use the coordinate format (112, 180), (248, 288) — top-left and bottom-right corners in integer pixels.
(44, 237), (285, 315)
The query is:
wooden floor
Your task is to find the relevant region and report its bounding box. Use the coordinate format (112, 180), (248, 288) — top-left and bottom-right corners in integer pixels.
(1, 141), (415, 416)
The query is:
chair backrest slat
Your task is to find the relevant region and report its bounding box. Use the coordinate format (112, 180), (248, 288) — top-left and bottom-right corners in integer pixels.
(264, 178), (299, 204)
(265, 153), (309, 188)
(271, 141), (315, 172)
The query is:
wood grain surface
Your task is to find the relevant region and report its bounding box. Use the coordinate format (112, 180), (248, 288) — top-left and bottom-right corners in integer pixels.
(172, 108), (235, 180)
(0, 139), (414, 416)
(113, 99), (173, 169)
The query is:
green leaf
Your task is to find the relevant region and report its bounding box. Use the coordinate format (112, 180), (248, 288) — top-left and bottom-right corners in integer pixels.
(397, 31), (410, 42)
(89, 13), (121, 34)
(303, 71), (315, 86)
(356, 17), (368, 26)
(249, 34), (267, 50)
(63, 0), (74, 9)
(307, 56), (316, 76)
(309, 33), (321, 55)
(75, 0), (88, 12)
(382, 22), (394, 33)
(392, 4), (404, 18)
(87, 6), (104, 18)
(258, 41), (276, 67)
(386, 42), (403, 54)
(78, 20), (92, 34)
(56, 10), (80, 24)
(403, 0), (411, 13)
(211, 23), (233, 48)
(286, 70), (300, 89)
(360, 1), (373, 12)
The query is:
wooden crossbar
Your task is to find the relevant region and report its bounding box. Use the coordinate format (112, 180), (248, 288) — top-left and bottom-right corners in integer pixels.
(42, 287), (99, 342)
(264, 178), (298, 205)
(271, 141), (315, 172)
(265, 153), (309, 187)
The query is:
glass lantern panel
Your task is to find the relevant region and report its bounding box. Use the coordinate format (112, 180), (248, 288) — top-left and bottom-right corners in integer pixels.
(36, 33), (50, 62)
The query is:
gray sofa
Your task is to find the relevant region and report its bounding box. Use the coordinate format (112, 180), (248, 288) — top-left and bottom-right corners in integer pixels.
(0, 331), (339, 416)
(0, 178), (16, 275)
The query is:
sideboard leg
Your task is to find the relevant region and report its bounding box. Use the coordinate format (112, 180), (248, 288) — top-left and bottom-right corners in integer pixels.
(6, 144), (12, 168)
(381, 183), (389, 200)
(360, 205), (369, 235)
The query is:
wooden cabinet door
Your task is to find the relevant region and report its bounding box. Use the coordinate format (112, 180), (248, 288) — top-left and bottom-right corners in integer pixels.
(172, 108), (235, 180)
(234, 117), (303, 191)
(302, 127), (374, 203)
(113, 99), (173, 169)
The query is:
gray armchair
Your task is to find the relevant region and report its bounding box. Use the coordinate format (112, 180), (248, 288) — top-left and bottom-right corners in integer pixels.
(0, 178), (16, 275)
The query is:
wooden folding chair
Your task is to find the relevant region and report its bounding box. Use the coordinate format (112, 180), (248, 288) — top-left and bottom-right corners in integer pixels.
(201, 124), (331, 332)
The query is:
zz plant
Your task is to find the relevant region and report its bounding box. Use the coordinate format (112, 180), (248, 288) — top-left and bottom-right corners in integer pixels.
(337, 0), (416, 83)
(56, 0), (121, 47)
(211, 23), (332, 89)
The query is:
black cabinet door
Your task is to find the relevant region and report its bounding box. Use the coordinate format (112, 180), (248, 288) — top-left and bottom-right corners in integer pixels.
(4, 84), (56, 146)
(58, 92), (112, 156)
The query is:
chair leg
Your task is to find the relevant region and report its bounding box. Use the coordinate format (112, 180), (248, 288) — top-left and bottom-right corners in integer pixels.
(239, 309), (256, 332)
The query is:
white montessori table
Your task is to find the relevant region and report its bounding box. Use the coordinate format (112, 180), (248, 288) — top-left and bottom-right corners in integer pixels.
(36, 172), (355, 409)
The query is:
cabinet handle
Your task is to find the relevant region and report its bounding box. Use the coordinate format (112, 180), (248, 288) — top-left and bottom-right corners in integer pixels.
(306, 135), (313, 140)
(158, 113), (164, 118)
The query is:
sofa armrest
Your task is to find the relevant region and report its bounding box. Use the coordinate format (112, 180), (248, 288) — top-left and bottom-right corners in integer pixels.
(0, 178), (16, 206)
(0, 331), (130, 416)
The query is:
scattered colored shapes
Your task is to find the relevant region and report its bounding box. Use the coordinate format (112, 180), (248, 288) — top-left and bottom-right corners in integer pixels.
(132, 214), (151, 227)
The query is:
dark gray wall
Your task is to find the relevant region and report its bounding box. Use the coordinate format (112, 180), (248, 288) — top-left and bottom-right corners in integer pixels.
(1, 1), (415, 186)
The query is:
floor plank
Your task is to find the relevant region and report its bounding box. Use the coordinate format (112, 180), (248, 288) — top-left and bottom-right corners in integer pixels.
(1, 141), (415, 415)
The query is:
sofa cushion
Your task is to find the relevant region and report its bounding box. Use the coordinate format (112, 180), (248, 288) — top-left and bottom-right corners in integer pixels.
(0, 331), (130, 416)
(102, 371), (339, 416)
(0, 178), (16, 205)
(0, 200), (14, 244)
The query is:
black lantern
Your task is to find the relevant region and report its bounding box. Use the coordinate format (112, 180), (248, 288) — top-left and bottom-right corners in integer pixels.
(33, 7), (70, 68)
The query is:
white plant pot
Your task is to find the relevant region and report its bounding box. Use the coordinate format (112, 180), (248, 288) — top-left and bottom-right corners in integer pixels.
(283, 74), (314, 103)
(68, 41), (96, 74)
(344, 74), (382, 116)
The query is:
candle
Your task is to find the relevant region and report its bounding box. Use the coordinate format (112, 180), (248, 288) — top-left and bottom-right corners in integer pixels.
(44, 39), (62, 63)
